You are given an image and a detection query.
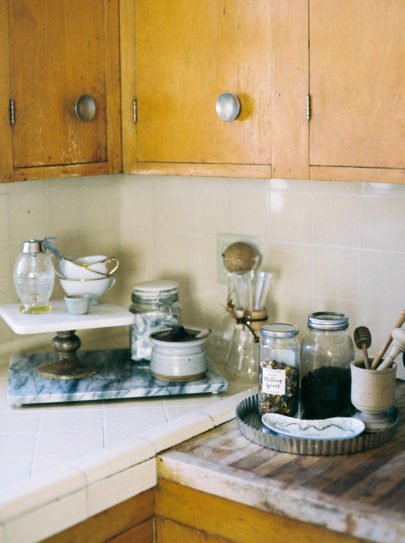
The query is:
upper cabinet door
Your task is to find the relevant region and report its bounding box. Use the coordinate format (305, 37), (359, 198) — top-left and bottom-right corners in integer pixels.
(122, 0), (272, 178)
(2, 0), (121, 182)
(309, 0), (405, 183)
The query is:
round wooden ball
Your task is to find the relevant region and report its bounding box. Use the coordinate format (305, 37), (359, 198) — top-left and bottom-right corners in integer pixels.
(222, 242), (257, 272)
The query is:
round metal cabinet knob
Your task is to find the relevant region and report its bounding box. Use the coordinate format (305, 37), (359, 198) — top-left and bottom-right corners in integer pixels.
(216, 92), (241, 122)
(74, 95), (96, 122)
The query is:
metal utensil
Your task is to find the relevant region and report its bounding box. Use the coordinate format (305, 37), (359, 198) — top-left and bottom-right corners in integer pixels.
(43, 237), (62, 260)
(354, 326), (372, 369)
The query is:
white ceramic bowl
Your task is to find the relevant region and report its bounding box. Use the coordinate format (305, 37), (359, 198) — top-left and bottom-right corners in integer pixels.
(59, 275), (116, 299)
(59, 255), (119, 280)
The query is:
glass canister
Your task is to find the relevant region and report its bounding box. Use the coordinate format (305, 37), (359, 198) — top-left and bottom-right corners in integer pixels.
(258, 323), (300, 417)
(300, 312), (354, 419)
(13, 239), (55, 313)
(129, 280), (182, 362)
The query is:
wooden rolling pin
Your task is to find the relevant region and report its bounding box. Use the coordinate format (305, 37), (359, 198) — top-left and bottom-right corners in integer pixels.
(371, 309), (405, 369)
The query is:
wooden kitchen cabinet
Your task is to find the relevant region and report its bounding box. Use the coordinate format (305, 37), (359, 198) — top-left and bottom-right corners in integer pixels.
(155, 480), (366, 543)
(121, 0), (272, 178)
(0, 0), (121, 183)
(40, 490), (154, 543)
(276, 0), (405, 183)
(308, 0), (405, 184)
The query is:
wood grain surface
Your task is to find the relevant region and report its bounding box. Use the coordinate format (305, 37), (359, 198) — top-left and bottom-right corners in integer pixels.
(133, 0), (272, 168)
(310, 0), (405, 171)
(41, 490), (154, 543)
(156, 479), (368, 543)
(3, 0), (121, 182)
(158, 382), (405, 542)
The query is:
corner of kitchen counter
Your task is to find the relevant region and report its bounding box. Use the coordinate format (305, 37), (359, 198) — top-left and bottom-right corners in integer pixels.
(0, 386), (253, 543)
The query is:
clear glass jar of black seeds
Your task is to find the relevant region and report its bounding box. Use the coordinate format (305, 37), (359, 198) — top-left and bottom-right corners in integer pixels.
(258, 324), (300, 417)
(300, 312), (354, 419)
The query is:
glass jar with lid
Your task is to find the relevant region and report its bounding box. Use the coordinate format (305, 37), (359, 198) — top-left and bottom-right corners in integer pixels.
(129, 280), (182, 362)
(258, 323), (300, 417)
(300, 312), (354, 419)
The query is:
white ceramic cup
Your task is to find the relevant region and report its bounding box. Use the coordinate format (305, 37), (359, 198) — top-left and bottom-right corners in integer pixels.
(59, 275), (116, 299)
(64, 294), (92, 315)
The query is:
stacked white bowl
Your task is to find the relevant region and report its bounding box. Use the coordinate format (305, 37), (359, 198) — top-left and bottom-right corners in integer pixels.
(58, 255), (119, 299)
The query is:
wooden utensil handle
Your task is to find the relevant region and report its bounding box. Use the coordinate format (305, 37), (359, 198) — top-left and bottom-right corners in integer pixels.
(371, 309), (405, 369)
(362, 344), (370, 369)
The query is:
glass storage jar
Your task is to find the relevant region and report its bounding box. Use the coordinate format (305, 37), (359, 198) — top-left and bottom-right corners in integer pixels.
(300, 312), (354, 419)
(129, 280), (181, 362)
(258, 323), (300, 417)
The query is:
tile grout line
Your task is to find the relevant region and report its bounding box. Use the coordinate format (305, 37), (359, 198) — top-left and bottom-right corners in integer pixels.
(28, 412), (42, 478)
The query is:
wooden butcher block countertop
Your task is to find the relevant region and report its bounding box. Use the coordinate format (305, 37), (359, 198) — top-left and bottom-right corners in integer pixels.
(157, 381), (405, 543)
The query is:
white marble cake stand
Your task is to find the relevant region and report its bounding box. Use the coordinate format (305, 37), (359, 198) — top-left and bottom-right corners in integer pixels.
(0, 300), (135, 380)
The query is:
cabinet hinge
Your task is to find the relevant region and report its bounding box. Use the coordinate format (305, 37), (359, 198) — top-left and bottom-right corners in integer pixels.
(133, 99), (137, 124)
(9, 99), (15, 125)
(306, 94), (311, 121)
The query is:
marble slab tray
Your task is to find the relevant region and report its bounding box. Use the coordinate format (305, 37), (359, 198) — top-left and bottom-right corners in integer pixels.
(7, 348), (228, 406)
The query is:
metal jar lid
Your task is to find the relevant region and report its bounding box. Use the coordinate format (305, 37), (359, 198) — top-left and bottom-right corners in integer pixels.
(260, 323), (299, 338)
(20, 239), (46, 254)
(307, 312), (349, 331)
(132, 280), (179, 302)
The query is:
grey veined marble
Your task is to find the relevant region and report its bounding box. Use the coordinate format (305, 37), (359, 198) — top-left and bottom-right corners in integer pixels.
(7, 349), (228, 406)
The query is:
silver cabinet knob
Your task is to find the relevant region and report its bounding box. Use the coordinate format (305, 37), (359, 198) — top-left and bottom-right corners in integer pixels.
(216, 92), (240, 122)
(74, 95), (96, 122)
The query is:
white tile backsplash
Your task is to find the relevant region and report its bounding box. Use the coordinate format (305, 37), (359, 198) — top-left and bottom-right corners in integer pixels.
(1, 172), (405, 375)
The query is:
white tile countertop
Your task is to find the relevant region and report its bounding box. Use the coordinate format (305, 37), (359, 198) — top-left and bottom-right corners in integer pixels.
(0, 354), (254, 543)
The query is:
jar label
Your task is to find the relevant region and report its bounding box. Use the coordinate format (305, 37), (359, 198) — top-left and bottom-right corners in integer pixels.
(262, 367), (286, 395)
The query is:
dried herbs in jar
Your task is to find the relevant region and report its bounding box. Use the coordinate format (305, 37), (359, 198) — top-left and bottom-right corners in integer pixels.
(258, 324), (300, 417)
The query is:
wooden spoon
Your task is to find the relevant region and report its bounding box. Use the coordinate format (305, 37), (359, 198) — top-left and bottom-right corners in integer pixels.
(377, 328), (405, 370)
(371, 309), (405, 369)
(354, 326), (372, 369)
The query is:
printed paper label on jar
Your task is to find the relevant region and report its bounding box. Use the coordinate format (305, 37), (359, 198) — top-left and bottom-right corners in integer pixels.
(262, 367), (286, 395)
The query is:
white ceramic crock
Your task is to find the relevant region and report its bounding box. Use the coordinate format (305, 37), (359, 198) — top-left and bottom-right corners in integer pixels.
(150, 327), (209, 382)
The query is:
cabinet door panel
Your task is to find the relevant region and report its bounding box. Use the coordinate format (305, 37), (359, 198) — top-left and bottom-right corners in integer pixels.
(310, 0), (405, 170)
(9, 0), (107, 168)
(135, 0), (271, 166)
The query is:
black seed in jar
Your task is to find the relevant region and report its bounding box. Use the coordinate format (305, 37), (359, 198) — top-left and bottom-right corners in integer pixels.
(301, 366), (352, 419)
(258, 359), (299, 417)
